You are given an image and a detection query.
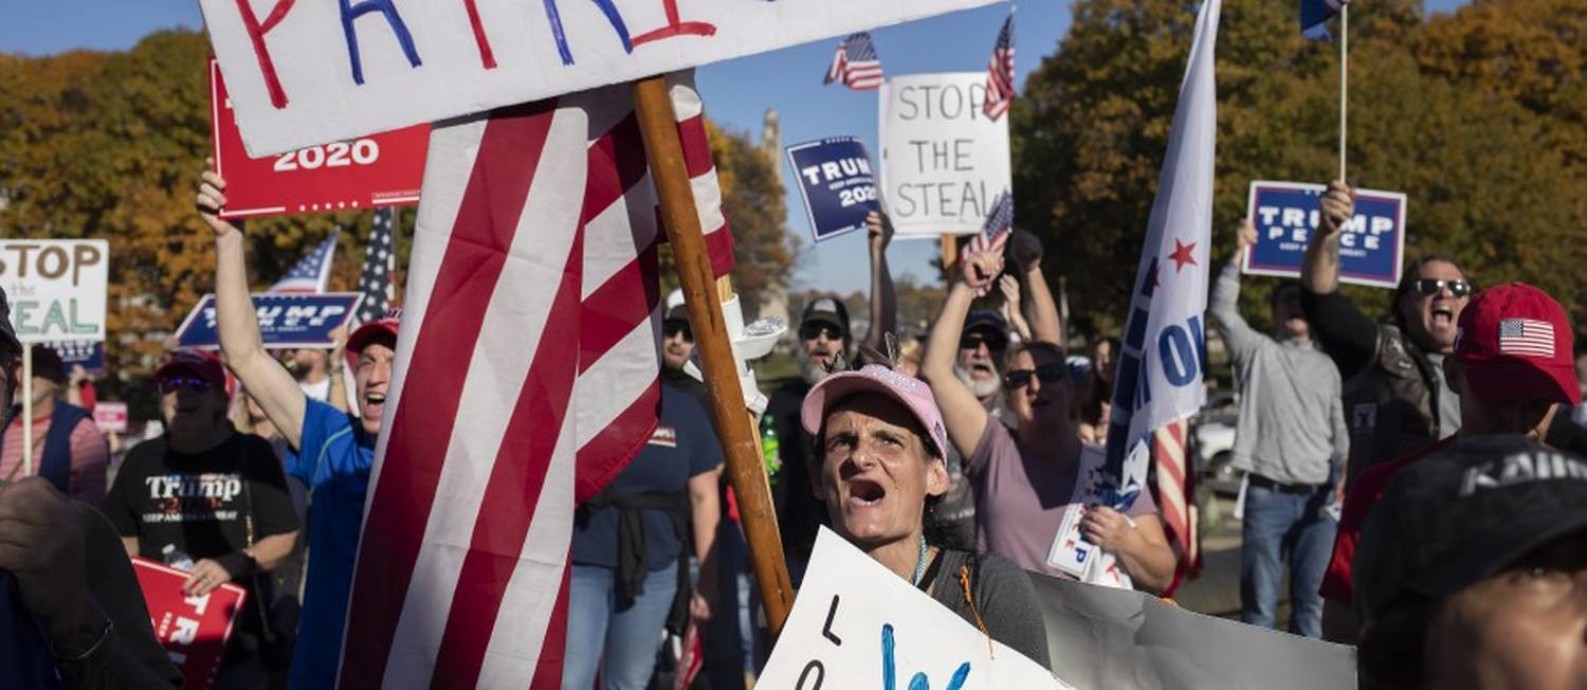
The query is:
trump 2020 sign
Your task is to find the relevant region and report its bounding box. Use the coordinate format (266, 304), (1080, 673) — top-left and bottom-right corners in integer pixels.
(786, 137), (880, 243)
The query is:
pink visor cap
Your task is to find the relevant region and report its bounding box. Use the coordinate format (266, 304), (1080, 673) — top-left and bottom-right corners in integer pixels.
(800, 364), (950, 459)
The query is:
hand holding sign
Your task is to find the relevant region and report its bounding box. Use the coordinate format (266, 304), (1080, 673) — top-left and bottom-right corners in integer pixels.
(960, 249), (1003, 293)
(196, 159), (238, 241)
(1317, 180), (1355, 240)
(1236, 219), (1258, 257)
(867, 210), (895, 254)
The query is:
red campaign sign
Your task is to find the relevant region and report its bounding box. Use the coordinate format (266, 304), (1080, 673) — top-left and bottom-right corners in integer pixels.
(92, 401), (128, 433)
(210, 59), (428, 219)
(131, 558), (247, 690)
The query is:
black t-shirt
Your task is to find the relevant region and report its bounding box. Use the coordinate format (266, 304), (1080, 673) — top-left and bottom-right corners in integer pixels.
(766, 379), (830, 573)
(102, 431), (301, 655)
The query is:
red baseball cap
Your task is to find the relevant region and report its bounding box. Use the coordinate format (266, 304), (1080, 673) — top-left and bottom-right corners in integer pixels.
(155, 350), (233, 398)
(345, 309), (402, 368)
(1454, 283), (1579, 405)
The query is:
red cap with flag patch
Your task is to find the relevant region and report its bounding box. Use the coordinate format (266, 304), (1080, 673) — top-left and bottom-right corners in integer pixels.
(1454, 283), (1578, 405)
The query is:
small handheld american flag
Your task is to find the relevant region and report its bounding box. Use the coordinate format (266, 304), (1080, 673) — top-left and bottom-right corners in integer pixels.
(983, 10), (1016, 120)
(268, 228), (339, 294)
(823, 32), (884, 91)
(966, 192), (1013, 296)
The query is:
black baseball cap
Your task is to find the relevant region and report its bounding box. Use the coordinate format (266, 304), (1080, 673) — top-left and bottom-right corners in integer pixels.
(663, 304), (690, 325)
(800, 296), (850, 338)
(0, 286), (19, 360)
(964, 310), (1010, 349)
(1354, 434), (1587, 623)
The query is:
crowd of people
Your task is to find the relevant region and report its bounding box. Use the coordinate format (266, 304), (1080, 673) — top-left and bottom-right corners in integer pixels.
(1, 157), (1586, 690)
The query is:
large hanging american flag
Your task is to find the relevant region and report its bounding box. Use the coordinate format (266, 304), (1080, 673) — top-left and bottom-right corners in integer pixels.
(268, 228), (339, 293)
(337, 71), (732, 689)
(983, 10), (1016, 120)
(823, 32), (884, 91)
(356, 208), (398, 322)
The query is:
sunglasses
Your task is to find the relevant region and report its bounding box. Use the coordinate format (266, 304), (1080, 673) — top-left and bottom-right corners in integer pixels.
(1005, 362), (1069, 388)
(663, 322), (694, 342)
(800, 323), (844, 341)
(1412, 279), (1472, 299)
(960, 333), (1008, 352)
(158, 376), (213, 394)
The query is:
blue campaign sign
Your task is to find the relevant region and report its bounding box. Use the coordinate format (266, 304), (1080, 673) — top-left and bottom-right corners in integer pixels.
(786, 137), (880, 243)
(1243, 181), (1407, 289)
(174, 293), (362, 350)
(38, 340), (106, 375)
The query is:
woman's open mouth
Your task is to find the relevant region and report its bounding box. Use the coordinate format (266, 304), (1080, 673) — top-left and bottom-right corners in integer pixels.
(845, 478), (887, 507)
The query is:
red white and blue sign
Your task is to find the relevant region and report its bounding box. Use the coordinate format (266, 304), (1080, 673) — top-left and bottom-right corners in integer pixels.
(174, 293), (362, 351)
(38, 339), (105, 375)
(1243, 181), (1407, 289)
(786, 137), (881, 243)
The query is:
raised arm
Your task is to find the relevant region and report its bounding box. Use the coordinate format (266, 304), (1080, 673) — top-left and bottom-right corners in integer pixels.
(860, 210), (897, 357)
(1299, 180), (1381, 379)
(1010, 230), (1060, 344)
(1209, 221), (1263, 363)
(997, 275), (1032, 342)
(1301, 180), (1353, 296)
(196, 160), (307, 448)
(921, 251), (1004, 457)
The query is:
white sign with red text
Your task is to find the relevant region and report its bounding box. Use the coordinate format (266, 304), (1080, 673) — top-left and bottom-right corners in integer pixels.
(200, 0), (1000, 155)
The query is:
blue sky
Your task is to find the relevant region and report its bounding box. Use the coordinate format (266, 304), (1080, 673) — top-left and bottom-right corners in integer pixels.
(2, 0), (1466, 294)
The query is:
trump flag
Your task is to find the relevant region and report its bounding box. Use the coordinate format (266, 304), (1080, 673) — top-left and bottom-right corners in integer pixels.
(1103, 0), (1220, 586)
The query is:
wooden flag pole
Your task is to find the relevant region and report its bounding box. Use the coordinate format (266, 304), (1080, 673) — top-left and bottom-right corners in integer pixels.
(1339, 3), (1349, 181)
(20, 343), (32, 476)
(632, 74), (795, 638)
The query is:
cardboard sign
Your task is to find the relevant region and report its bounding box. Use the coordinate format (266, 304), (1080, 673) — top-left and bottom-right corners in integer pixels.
(175, 293), (362, 350)
(0, 240), (109, 343)
(1032, 572), (1355, 689)
(1243, 181), (1407, 289)
(131, 558), (247, 690)
(786, 137), (880, 243)
(200, 0), (1000, 155)
(879, 73), (1012, 236)
(760, 528), (1073, 689)
(211, 60), (428, 219)
(38, 339), (106, 375)
(93, 401), (129, 433)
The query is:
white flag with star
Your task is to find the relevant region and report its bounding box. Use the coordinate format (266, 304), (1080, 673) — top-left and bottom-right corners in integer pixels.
(1103, 0), (1220, 496)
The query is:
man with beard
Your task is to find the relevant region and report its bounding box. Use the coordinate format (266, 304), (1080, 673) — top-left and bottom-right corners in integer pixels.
(660, 291), (710, 409)
(1302, 181), (1473, 485)
(765, 211), (896, 580)
(0, 346), (108, 502)
(922, 249), (1175, 592)
(1211, 220), (1348, 639)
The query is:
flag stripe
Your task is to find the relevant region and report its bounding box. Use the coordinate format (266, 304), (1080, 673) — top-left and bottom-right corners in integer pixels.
(341, 101), (559, 688)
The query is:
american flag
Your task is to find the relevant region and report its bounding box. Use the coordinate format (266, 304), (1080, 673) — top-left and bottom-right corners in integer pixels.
(356, 208), (398, 322)
(983, 11), (1016, 121)
(1300, 0), (1347, 39)
(966, 192), (1013, 296)
(268, 228), (339, 293)
(1499, 318), (1556, 358)
(337, 71), (732, 689)
(823, 32), (884, 91)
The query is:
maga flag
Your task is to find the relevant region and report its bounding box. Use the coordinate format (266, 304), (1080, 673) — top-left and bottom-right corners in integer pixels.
(338, 71), (731, 689)
(1103, 0), (1220, 589)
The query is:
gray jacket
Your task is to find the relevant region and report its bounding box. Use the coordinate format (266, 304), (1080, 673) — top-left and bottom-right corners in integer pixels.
(1209, 258), (1348, 485)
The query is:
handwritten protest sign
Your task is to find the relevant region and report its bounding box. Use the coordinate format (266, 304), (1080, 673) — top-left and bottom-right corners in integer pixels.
(786, 137), (880, 243)
(131, 558), (247, 690)
(0, 240), (109, 343)
(879, 73), (1012, 236)
(93, 401), (129, 433)
(200, 0), (1000, 155)
(760, 528), (1072, 689)
(175, 293), (361, 350)
(210, 60), (429, 219)
(38, 339), (105, 375)
(1243, 181), (1407, 289)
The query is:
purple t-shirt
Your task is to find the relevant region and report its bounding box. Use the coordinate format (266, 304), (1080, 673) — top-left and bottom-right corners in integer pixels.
(967, 417), (1158, 579)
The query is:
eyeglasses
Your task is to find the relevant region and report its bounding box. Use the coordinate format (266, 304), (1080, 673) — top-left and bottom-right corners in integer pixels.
(158, 376), (213, 394)
(663, 322), (694, 343)
(800, 323), (844, 341)
(1004, 362), (1069, 388)
(960, 333), (1008, 353)
(1413, 279), (1472, 299)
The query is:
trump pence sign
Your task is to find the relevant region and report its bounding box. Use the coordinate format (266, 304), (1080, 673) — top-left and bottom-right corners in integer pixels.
(1243, 181), (1407, 289)
(201, 0), (1001, 155)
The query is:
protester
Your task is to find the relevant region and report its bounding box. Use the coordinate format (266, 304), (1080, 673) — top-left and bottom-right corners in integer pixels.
(922, 249), (1176, 593)
(800, 362), (1050, 667)
(766, 209), (896, 577)
(1302, 180), (1473, 486)
(197, 160), (391, 689)
(660, 292), (710, 408)
(1210, 220), (1348, 639)
(567, 381), (723, 690)
(1077, 337), (1120, 444)
(1320, 282), (1582, 643)
(0, 287), (181, 688)
(102, 350), (302, 687)
(1354, 435), (1587, 690)
(0, 346), (109, 502)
